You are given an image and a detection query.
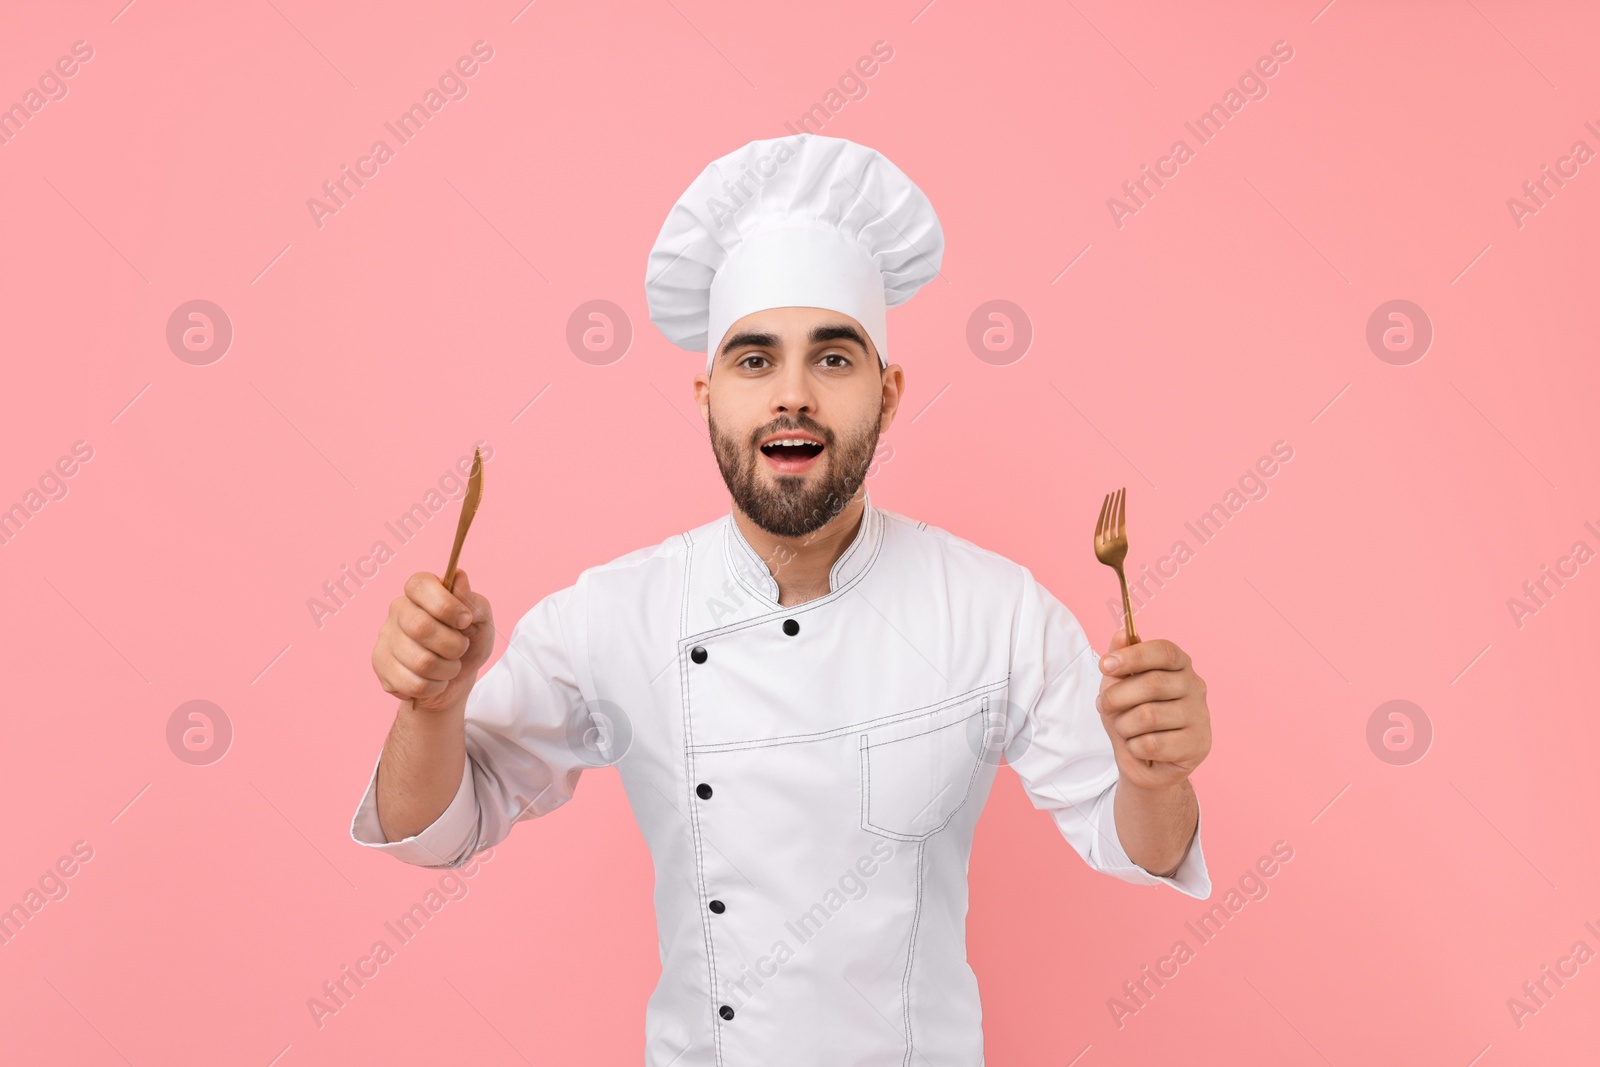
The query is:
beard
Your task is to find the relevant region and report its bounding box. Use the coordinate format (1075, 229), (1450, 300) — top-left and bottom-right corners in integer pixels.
(708, 406), (879, 538)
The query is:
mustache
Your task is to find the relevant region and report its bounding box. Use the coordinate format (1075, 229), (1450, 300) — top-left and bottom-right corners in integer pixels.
(750, 417), (832, 447)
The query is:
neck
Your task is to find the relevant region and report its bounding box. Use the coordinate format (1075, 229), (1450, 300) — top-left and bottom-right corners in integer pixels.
(732, 490), (867, 607)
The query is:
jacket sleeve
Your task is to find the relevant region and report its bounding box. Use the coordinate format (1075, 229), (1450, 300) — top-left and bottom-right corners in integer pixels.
(348, 578), (598, 869)
(1003, 568), (1211, 899)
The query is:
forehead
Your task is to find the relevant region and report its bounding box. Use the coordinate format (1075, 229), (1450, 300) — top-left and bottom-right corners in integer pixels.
(714, 307), (876, 367)
(724, 305), (867, 336)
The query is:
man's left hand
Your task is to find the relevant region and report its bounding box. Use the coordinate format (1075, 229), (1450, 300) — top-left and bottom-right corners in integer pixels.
(1095, 630), (1212, 789)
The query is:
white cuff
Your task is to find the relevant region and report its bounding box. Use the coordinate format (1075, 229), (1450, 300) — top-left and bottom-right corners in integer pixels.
(349, 750), (479, 869)
(1089, 775), (1212, 899)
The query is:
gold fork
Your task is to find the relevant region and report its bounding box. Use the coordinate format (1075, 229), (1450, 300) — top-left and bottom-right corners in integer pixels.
(1093, 486), (1151, 767)
(442, 446), (484, 595)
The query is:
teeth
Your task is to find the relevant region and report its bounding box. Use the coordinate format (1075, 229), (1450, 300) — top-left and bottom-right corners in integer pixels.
(765, 438), (818, 447)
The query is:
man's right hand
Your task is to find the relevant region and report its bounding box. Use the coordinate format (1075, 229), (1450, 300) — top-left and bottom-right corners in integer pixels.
(372, 569), (495, 713)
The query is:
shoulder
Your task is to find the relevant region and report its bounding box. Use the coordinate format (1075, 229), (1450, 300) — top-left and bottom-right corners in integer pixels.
(881, 511), (1099, 649)
(568, 511), (718, 597)
(509, 516), (712, 651)
(876, 506), (1034, 595)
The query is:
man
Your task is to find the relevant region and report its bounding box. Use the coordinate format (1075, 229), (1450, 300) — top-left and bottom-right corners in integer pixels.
(352, 133), (1212, 1065)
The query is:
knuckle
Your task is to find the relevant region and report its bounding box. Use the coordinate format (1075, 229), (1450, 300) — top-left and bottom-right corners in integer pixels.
(395, 607), (421, 638)
(378, 668), (411, 696)
(399, 606), (435, 641)
(398, 643), (435, 676)
(434, 633), (466, 662)
(408, 572), (441, 605)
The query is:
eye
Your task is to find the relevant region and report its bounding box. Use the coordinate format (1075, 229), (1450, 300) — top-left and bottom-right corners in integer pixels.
(820, 352), (850, 368)
(738, 353), (770, 370)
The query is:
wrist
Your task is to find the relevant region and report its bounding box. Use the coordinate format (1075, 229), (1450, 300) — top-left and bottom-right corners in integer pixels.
(1117, 771), (1192, 800)
(399, 691), (470, 725)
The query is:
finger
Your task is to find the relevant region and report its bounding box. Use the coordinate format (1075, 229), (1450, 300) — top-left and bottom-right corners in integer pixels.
(379, 658), (450, 701)
(466, 592), (491, 629)
(1126, 727), (1189, 763)
(406, 570), (473, 628)
(396, 600), (471, 659)
(456, 570), (492, 628)
(1100, 629), (1133, 675)
(391, 635), (465, 682)
(1101, 637), (1188, 677)
(1098, 671), (1189, 714)
(1107, 700), (1189, 740)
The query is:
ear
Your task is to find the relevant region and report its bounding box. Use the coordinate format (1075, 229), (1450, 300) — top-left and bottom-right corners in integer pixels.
(693, 369), (711, 424)
(878, 363), (904, 433)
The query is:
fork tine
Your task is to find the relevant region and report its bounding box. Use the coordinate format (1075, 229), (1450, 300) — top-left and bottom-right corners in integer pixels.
(1095, 492), (1111, 546)
(1115, 487), (1126, 541)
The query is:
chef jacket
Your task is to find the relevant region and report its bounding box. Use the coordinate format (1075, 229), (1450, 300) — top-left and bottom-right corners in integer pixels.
(350, 489), (1210, 1065)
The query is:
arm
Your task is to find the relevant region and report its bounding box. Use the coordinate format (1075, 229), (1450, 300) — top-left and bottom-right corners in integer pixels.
(1002, 569), (1212, 898)
(374, 700), (470, 844)
(353, 568), (595, 868)
(369, 569), (490, 842)
(1113, 777), (1198, 878)
(1095, 627), (1211, 879)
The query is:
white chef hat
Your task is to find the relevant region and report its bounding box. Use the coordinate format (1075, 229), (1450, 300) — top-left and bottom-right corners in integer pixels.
(645, 133), (943, 372)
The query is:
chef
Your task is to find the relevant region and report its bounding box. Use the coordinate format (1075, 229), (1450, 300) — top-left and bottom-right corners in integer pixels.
(352, 132), (1213, 1065)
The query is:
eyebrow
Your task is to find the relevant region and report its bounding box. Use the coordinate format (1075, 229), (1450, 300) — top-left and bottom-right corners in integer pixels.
(719, 322), (871, 361)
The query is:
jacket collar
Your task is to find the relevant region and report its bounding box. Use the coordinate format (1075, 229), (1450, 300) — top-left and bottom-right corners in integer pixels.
(723, 488), (883, 606)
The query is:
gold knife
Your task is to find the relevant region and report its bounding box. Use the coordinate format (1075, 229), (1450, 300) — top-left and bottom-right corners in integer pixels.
(441, 446), (483, 595)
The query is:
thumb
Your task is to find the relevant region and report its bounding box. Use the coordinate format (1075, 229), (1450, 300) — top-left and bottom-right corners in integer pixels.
(450, 567), (472, 611)
(454, 568), (492, 628)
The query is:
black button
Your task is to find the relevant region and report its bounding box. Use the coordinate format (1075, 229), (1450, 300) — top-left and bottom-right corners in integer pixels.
(719, 1005), (735, 1020)
(709, 899), (725, 913)
(782, 619), (799, 636)
(696, 783), (713, 799)
(690, 646), (708, 664)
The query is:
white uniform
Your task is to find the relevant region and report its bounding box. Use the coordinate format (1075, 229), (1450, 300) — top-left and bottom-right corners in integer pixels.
(350, 491), (1210, 1066)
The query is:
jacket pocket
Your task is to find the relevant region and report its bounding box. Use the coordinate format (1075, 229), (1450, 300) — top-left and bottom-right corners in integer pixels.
(859, 691), (995, 841)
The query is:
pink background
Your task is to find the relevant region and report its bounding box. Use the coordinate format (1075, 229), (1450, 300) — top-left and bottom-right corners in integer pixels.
(3, 0), (1598, 1063)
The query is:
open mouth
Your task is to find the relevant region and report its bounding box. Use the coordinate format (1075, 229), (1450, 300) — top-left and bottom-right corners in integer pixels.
(759, 437), (825, 473)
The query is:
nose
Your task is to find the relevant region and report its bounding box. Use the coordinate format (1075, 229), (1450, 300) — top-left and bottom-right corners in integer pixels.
(768, 354), (817, 419)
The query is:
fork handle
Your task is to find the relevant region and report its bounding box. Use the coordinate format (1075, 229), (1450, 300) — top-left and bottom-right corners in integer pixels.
(1121, 591), (1140, 648)
(1116, 569), (1154, 768)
